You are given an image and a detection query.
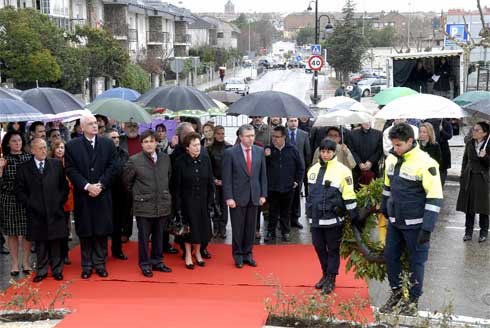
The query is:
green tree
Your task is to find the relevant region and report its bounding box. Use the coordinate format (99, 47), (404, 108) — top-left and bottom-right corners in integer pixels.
(120, 63), (150, 94)
(326, 0), (366, 81)
(366, 25), (398, 47)
(296, 26), (315, 46)
(0, 8), (62, 85)
(72, 25), (129, 99)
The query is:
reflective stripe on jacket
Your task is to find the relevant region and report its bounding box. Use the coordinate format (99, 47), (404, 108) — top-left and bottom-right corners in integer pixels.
(381, 144), (443, 232)
(306, 158), (357, 228)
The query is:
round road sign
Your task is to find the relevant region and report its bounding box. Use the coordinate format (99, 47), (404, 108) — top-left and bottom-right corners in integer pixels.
(308, 55), (324, 71)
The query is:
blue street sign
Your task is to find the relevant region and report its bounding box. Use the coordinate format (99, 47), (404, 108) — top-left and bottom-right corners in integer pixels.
(295, 55), (302, 62)
(310, 44), (321, 55)
(445, 24), (468, 47)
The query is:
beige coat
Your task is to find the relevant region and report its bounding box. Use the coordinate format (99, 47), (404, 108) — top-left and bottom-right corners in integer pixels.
(311, 144), (356, 170)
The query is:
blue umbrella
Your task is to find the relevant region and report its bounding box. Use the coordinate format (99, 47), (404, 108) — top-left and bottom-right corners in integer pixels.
(0, 99), (46, 122)
(96, 87), (141, 101)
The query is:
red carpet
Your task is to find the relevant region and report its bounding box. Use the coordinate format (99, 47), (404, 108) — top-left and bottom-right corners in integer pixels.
(1, 243), (373, 327)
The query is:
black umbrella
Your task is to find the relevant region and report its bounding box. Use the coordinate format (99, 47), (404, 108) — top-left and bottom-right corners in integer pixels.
(21, 87), (87, 121)
(207, 90), (242, 104)
(0, 99), (46, 122)
(0, 87), (23, 101)
(137, 86), (217, 111)
(227, 91), (313, 118)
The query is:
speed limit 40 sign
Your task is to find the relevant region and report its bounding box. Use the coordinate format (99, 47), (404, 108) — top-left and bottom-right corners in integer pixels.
(308, 55), (324, 71)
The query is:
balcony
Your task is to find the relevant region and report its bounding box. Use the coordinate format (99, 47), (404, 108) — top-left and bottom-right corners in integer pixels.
(147, 31), (168, 45)
(128, 28), (137, 43)
(111, 24), (128, 40)
(174, 33), (191, 45)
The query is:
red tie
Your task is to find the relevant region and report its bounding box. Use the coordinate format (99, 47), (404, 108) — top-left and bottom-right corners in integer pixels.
(245, 148), (252, 176)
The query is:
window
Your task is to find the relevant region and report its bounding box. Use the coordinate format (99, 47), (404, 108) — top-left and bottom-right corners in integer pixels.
(217, 32), (224, 38)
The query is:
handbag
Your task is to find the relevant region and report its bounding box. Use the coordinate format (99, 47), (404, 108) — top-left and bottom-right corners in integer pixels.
(166, 215), (190, 237)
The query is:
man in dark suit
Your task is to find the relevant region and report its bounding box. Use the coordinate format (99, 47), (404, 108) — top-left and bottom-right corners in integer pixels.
(65, 114), (117, 279)
(223, 124), (267, 268)
(286, 117), (311, 229)
(16, 138), (69, 282)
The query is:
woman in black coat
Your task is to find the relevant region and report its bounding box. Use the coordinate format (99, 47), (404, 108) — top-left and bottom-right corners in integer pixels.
(456, 122), (490, 243)
(418, 122), (442, 166)
(174, 132), (214, 269)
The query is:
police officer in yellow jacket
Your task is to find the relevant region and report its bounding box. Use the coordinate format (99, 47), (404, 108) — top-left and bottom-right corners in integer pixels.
(306, 139), (360, 294)
(380, 123), (443, 315)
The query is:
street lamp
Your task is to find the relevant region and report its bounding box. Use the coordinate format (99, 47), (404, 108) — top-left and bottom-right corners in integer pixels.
(307, 0), (333, 104)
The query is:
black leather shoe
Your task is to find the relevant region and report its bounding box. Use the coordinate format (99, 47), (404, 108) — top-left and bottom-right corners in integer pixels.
(142, 269), (153, 277)
(315, 276), (327, 289)
(81, 270), (92, 279)
(53, 273), (64, 281)
(291, 221), (304, 229)
(244, 259), (257, 267)
(22, 269), (32, 275)
(196, 260), (205, 267)
(479, 236), (487, 243)
(282, 234), (291, 242)
(163, 246), (179, 254)
(152, 263), (172, 273)
(10, 271), (20, 277)
(185, 263), (195, 270)
(112, 252), (128, 260)
(235, 262), (244, 269)
(33, 274), (47, 283)
(95, 269), (108, 278)
(201, 249), (212, 259)
(463, 234), (472, 242)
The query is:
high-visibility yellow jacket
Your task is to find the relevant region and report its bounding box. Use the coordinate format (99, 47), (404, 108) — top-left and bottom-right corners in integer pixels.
(381, 143), (443, 232)
(306, 157), (357, 228)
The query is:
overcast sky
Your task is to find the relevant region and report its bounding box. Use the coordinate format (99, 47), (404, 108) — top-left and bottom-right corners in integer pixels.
(171, 0), (483, 14)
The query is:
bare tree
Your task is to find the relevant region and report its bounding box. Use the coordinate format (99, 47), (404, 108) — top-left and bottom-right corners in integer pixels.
(441, 0), (490, 91)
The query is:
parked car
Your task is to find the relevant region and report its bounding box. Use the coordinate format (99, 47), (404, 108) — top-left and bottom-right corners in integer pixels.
(224, 78), (250, 95)
(358, 77), (388, 97)
(287, 61), (306, 69)
(258, 59), (270, 69)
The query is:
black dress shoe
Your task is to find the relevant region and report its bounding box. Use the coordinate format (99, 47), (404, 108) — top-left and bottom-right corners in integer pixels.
(53, 273), (64, 281)
(152, 263), (172, 273)
(315, 276), (327, 289)
(185, 263), (195, 270)
(112, 252), (128, 260)
(142, 269), (153, 277)
(235, 262), (244, 269)
(10, 271), (20, 277)
(201, 249), (212, 259)
(33, 274), (47, 283)
(81, 270), (92, 279)
(479, 236), (487, 243)
(463, 234), (472, 242)
(22, 269), (32, 275)
(244, 259), (257, 267)
(163, 246), (179, 254)
(196, 260), (205, 267)
(95, 269), (108, 278)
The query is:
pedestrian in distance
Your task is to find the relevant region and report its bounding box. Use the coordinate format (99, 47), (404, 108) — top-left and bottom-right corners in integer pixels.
(123, 129), (173, 277)
(306, 138), (360, 295)
(457, 121), (489, 243)
(16, 138), (69, 283)
(223, 124), (267, 268)
(380, 123), (443, 315)
(65, 113), (118, 279)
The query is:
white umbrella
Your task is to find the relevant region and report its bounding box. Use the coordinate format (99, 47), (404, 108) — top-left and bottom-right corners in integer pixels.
(317, 96), (368, 112)
(375, 94), (469, 120)
(313, 110), (373, 127)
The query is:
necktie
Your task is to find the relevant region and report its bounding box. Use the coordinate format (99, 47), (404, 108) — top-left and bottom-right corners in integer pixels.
(290, 131), (296, 145)
(245, 148), (252, 176)
(38, 161), (44, 174)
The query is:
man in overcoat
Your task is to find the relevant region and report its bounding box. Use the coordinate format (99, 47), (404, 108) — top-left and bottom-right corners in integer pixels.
(16, 138), (69, 282)
(65, 114), (117, 279)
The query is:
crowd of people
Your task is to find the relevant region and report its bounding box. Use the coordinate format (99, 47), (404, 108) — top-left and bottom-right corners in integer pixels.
(0, 110), (488, 316)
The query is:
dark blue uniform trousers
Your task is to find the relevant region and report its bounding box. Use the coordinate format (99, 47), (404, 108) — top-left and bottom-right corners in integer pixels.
(311, 225), (343, 276)
(384, 223), (429, 298)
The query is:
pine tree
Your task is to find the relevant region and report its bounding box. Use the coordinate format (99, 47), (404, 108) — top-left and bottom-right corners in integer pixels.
(326, 0), (366, 81)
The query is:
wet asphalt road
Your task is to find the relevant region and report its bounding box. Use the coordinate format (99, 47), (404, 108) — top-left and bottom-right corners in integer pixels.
(1, 69), (489, 320)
